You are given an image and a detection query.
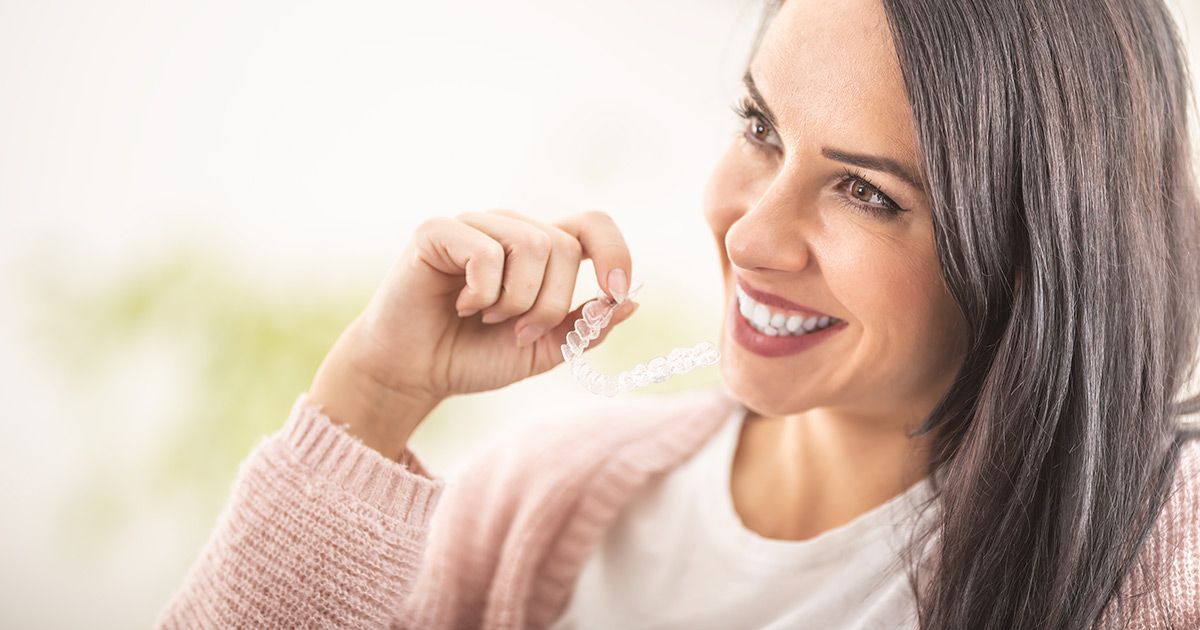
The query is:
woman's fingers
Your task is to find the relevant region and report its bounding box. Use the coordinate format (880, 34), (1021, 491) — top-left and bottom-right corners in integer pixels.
(444, 208), (635, 350)
(554, 210), (633, 303)
(455, 211), (553, 323)
(413, 216), (506, 316)
(489, 210), (585, 341)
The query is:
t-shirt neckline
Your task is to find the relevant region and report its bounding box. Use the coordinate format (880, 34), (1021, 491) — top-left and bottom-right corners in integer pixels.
(697, 403), (935, 570)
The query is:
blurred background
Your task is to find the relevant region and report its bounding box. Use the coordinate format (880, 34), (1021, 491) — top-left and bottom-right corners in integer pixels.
(1, 0), (1197, 627)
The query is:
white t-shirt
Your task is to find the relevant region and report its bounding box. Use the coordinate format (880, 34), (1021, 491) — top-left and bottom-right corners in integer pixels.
(550, 403), (939, 630)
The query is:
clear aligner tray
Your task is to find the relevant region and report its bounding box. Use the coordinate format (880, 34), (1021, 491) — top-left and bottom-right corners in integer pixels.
(560, 278), (721, 397)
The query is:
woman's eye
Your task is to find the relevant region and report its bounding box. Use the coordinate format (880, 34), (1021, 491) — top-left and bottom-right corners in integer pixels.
(848, 178), (888, 206)
(730, 98), (781, 152)
(730, 97), (908, 220)
(838, 172), (907, 218)
(747, 117), (770, 143)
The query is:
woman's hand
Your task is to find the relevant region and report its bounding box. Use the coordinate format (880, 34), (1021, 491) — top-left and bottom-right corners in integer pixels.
(308, 209), (638, 459)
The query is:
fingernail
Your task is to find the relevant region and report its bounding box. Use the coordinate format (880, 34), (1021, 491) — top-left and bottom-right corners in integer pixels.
(607, 268), (628, 302)
(458, 307), (479, 318)
(516, 324), (544, 347)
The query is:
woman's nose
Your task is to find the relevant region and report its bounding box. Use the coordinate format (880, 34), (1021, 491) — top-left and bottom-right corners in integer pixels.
(724, 182), (812, 274)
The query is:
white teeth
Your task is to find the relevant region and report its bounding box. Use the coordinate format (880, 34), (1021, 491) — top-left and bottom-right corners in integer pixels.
(752, 303), (771, 328)
(735, 288), (840, 337)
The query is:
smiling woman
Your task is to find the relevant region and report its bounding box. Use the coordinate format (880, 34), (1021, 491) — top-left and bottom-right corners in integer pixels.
(156, 0), (1200, 628)
(702, 0), (1200, 627)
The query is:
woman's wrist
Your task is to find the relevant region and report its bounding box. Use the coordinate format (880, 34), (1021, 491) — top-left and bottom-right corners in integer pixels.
(308, 321), (442, 462)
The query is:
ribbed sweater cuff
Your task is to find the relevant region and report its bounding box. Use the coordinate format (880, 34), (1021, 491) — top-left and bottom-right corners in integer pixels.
(276, 392), (446, 525)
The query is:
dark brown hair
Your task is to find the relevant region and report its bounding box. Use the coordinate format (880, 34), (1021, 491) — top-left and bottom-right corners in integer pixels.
(749, 1), (1200, 627)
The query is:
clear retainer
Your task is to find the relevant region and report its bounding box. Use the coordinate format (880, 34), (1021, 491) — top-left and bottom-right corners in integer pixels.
(560, 279), (721, 397)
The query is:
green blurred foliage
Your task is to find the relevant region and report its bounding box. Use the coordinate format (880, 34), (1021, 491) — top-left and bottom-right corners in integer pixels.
(26, 245), (379, 552)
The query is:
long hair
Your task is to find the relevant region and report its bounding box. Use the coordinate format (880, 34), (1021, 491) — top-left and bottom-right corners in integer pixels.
(749, 1), (1200, 627)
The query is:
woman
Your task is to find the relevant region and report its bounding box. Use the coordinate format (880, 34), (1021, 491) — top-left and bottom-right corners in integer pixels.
(158, 0), (1200, 627)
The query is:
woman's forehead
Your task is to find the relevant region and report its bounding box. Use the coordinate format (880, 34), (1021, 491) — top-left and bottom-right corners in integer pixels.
(751, 0), (916, 155)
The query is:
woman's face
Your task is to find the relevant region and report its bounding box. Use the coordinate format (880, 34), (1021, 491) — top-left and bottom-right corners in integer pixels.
(704, 0), (968, 422)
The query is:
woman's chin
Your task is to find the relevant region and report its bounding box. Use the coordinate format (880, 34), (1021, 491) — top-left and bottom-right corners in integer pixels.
(719, 361), (817, 419)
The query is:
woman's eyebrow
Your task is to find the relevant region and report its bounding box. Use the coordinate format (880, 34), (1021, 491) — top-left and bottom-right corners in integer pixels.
(743, 69), (926, 195)
(742, 70), (781, 132)
(821, 147), (926, 194)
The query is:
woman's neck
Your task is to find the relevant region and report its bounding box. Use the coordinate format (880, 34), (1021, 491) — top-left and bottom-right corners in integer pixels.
(729, 406), (932, 541)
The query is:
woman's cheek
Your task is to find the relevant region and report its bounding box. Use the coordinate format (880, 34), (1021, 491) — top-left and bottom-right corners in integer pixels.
(874, 244), (966, 390)
(821, 228), (942, 373)
(922, 274), (969, 371)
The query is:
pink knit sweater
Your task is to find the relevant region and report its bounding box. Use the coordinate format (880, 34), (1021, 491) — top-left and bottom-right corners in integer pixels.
(157, 385), (1199, 629)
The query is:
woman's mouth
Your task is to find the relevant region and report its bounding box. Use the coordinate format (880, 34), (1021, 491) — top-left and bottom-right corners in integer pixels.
(730, 284), (847, 357)
(736, 284), (841, 335)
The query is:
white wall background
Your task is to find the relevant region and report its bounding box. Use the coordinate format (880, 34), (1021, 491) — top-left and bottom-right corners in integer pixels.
(0, 1), (1197, 627)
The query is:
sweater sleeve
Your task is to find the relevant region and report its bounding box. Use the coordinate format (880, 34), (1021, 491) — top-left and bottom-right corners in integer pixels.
(155, 393), (446, 629)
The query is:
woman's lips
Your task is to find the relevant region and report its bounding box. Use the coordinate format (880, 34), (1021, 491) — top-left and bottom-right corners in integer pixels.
(728, 295), (847, 358)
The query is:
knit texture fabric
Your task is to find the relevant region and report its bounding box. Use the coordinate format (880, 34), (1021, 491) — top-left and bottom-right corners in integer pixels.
(157, 386), (1200, 629)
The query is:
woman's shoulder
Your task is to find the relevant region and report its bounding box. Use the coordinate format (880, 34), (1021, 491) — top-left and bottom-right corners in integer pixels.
(1143, 436), (1199, 616)
(426, 384), (740, 535)
(1157, 436), (1200, 539)
(399, 386), (740, 627)
(1106, 436), (1200, 627)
